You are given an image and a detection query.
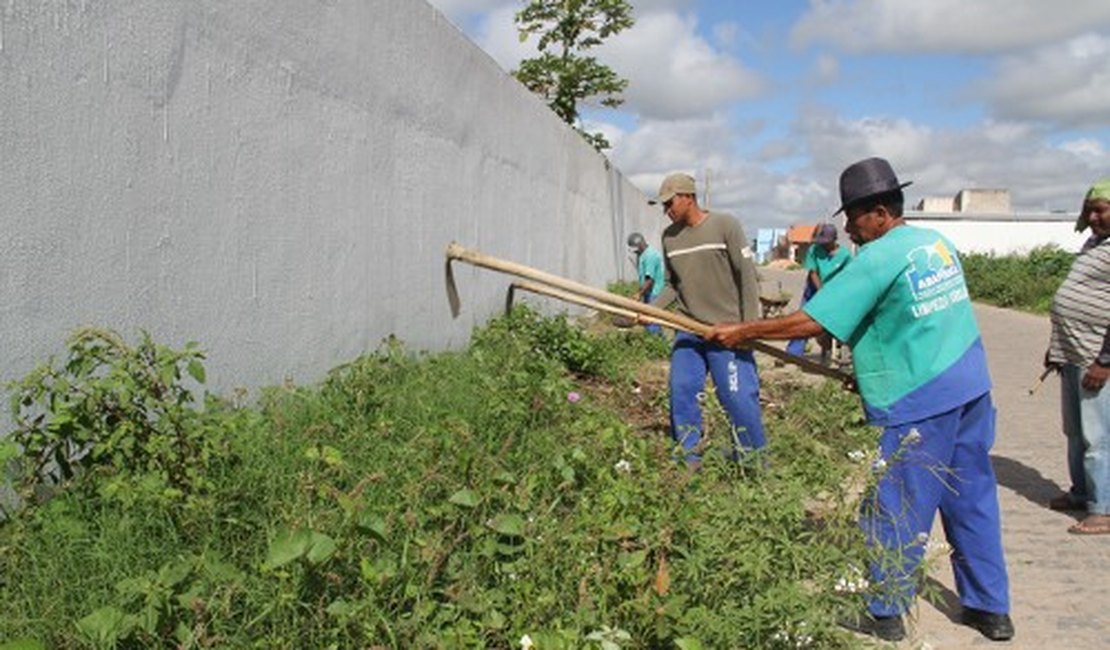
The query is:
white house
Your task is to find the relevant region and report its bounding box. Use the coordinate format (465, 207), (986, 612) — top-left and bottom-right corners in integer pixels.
(906, 189), (1086, 255)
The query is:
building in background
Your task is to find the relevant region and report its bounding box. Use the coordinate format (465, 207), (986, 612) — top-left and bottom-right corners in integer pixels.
(908, 189), (1084, 255)
(753, 227), (789, 264)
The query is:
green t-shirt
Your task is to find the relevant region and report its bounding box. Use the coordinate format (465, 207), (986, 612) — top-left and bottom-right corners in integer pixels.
(803, 244), (851, 283)
(637, 246), (665, 301)
(804, 225), (991, 425)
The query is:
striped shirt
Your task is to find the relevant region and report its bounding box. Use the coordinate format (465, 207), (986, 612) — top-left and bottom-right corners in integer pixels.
(652, 211), (761, 324)
(1048, 236), (1110, 366)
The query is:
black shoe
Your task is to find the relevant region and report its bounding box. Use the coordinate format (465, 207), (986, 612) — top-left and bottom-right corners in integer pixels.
(962, 607), (1014, 641)
(839, 612), (906, 642)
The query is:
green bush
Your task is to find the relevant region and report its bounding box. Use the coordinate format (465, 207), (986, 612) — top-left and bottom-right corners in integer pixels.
(961, 244), (1075, 313)
(4, 328), (236, 515)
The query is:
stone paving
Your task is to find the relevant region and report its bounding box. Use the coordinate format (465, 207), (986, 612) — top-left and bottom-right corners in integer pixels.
(760, 268), (1110, 649)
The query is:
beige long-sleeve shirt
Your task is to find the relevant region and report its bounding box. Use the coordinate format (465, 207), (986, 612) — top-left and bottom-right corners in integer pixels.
(653, 211), (761, 324)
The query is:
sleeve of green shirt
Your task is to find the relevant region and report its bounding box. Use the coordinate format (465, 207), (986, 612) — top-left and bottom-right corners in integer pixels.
(804, 249), (887, 343)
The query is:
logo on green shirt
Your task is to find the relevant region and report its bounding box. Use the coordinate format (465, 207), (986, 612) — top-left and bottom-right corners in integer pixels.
(905, 240), (969, 318)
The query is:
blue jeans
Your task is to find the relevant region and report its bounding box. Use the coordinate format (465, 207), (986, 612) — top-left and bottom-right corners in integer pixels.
(669, 331), (765, 462)
(863, 393), (1010, 617)
(1061, 364), (1110, 515)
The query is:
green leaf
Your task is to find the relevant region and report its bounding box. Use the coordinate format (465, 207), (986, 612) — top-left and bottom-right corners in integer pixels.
(326, 599), (353, 618)
(265, 529), (312, 569)
(76, 606), (131, 646)
(356, 513), (388, 540)
(449, 488), (482, 508)
(186, 359), (206, 384)
(306, 531), (338, 565)
(0, 640), (47, 650)
(0, 441), (21, 464)
(617, 549), (647, 570)
(320, 445), (345, 467)
(157, 557), (193, 588)
(675, 638), (706, 650)
(488, 513), (526, 537)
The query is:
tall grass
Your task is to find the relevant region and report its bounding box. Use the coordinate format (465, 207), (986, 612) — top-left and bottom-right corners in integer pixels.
(2, 308), (892, 649)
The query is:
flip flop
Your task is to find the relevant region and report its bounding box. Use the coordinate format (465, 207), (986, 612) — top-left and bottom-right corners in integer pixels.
(1067, 515), (1110, 535)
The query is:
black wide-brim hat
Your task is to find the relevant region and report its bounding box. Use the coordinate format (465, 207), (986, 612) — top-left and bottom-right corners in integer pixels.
(834, 157), (913, 215)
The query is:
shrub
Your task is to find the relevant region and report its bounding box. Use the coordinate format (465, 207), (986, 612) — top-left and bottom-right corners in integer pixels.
(961, 244), (1074, 313)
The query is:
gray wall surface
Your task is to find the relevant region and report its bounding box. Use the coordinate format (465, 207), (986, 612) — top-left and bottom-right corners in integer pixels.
(0, 0), (661, 407)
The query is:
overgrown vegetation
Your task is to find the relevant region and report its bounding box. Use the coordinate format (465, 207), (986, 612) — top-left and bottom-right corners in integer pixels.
(2, 309), (913, 648)
(961, 244), (1075, 313)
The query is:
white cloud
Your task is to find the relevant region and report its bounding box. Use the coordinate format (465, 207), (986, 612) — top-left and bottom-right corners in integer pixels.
(454, 5), (761, 121)
(610, 115), (740, 176)
(792, 0), (1110, 53)
(795, 112), (1106, 216)
(809, 53), (840, 85)
(981, 34), (1110, 127)
(603, 13), (765, 120)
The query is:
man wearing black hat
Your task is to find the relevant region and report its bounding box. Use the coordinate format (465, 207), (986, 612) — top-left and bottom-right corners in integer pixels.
(706, 157), (1013, 642)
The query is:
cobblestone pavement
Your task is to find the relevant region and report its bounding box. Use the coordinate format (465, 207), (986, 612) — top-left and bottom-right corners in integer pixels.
(759, 268), (1110, 649)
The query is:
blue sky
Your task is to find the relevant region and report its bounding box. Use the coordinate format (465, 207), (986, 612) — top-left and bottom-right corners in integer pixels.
(427, 0), (1110, 229)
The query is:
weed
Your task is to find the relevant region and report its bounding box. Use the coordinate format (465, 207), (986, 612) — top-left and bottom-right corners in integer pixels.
(2, 313), (892, 648)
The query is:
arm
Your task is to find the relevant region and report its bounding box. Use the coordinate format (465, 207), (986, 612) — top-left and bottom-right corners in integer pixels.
(637, 276), (655, 301)
(808, 269), (823, 291)
(1082, 325), (1110, 391)
(707, 310), (825, 348)
(724, 218), (762, 321)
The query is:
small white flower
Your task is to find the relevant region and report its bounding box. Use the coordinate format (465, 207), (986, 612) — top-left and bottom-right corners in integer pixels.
(847, 449), (866, 462)
(632, 385), (642, 395)
(904, 428), (922, 445)
(520, 634), (534, 650)
(916, 532), (929, 545)
(614, 459), (632, 473)
(871, 457), (887, 473)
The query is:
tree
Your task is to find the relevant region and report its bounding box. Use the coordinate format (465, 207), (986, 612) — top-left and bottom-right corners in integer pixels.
(512, 0), (634, 151)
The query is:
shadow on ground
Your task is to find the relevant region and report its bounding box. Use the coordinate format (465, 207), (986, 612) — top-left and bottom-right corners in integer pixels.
(991, 454), (1063, 510)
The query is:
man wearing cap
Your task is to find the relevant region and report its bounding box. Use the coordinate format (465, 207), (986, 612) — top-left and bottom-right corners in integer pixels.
(786, 223), (852, 361)
(627, 232), (666, 335)
(1044, 179), (1110, 535)
(706, 157), (1013, 642)
(648, 172), (765, 465)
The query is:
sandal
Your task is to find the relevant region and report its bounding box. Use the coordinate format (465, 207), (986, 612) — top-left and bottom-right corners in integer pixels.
(1067, 514), (1110, 535)
(1049, 494), (1085, 512)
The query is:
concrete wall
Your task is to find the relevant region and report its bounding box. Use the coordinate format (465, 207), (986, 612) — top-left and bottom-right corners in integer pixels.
(905, 216), (1087, 255)
(0, 0), (661, 407)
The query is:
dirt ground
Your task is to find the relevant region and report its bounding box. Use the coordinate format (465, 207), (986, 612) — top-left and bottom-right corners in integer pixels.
(757, 268), (1110, 649)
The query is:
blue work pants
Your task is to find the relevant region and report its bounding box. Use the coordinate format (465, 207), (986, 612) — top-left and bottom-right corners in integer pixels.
(669, 331), (765, 462)
(863, 392), (1010, 617)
